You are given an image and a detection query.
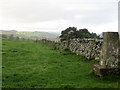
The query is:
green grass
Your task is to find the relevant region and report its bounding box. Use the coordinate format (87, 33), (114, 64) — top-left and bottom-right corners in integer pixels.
(2, 38), (120, 88)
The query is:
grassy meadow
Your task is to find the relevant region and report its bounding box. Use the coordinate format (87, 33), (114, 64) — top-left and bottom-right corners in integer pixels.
(2, 39), (120, 88)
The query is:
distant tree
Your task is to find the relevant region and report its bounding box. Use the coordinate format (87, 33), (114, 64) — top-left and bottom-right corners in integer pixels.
(76, 28), (91, 38)
(90, 32), (99, 38)
(59, 27), (77, 41)
(59, 27), (100, 41)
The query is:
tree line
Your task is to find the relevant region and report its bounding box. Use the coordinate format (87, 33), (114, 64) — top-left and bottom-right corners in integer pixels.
(59, 27), (102, 41)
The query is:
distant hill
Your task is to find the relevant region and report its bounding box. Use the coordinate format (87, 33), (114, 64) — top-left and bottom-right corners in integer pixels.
(0, 30), (60, 41)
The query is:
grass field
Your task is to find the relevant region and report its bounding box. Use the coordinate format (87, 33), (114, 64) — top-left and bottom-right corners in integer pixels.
(2, 39), (120, 88)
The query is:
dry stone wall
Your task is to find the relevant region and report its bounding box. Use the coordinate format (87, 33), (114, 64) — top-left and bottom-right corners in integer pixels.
(37, 38), (103, 60)
(69, 39), (103, 60)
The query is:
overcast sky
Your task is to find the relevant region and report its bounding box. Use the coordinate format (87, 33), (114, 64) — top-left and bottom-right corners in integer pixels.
(0, 0), (119, 34)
